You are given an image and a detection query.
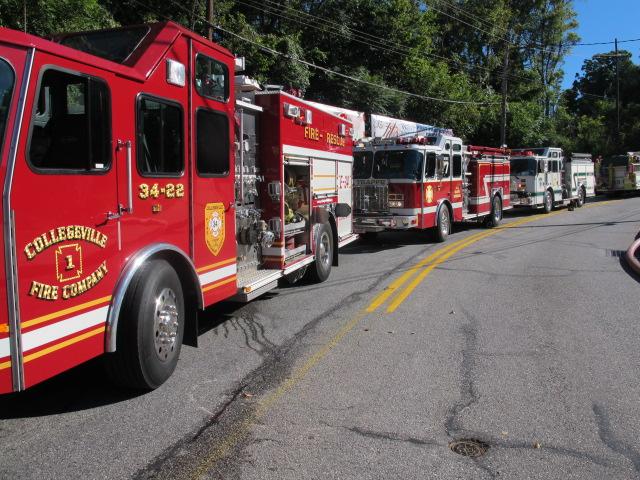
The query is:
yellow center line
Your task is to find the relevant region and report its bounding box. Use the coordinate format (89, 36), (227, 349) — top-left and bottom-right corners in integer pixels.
(366, 229), (493, 313)
(385, 210), (565, 313)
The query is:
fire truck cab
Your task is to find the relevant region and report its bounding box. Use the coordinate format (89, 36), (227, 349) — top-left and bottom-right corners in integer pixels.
(352, 134), (510, 242)
(510, 147), (594, 211)
(0, 22), (355, 393)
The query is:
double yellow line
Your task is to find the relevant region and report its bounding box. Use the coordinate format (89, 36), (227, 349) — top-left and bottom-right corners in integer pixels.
(368, 210), (566, 314)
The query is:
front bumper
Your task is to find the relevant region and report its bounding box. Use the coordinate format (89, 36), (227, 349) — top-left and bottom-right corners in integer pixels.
(353, 214), (419, 232)
(510, 192), (534, 206)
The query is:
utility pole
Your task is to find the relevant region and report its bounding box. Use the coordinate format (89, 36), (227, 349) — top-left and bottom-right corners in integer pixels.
(595, 44), (629, 148)
(615, 37), (620, 142)
(500, 43), (510, 147)
(207, 0), (214, 41)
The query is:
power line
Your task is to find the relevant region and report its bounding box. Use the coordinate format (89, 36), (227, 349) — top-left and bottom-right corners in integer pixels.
(130, 0), (501, 106)
(236, 0), (536, 83)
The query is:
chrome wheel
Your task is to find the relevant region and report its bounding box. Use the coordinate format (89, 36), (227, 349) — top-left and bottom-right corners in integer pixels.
(545, 191), (552, 212)
(493, 196), (502, 221)
(319, 231), (331, 267)
(440, 208), (450, 235)
(154, 287), (179, 362)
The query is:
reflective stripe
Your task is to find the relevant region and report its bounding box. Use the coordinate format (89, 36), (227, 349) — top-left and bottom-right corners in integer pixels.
(0, 305), (108, 358)
(198, 264), (237, 286)
(283, 144), (352, 162)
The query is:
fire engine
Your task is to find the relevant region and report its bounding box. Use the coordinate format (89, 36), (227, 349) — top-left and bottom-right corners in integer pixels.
(596, 152), (640, 194)
(0, 22), (356, 393)
(352, 133), (511, 242)
(510, 148), (595, 211)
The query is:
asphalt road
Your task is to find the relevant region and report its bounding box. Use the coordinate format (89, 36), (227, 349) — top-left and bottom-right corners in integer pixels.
(1, 196), (640, 480)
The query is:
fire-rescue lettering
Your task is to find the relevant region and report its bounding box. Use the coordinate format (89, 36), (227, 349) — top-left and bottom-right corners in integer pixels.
(304, 126), (320, 141)
(24, 226), (107, 260)
(304, 127), (346, 147)
(325, 132), (346, 147)
(27, 261), (108, 301)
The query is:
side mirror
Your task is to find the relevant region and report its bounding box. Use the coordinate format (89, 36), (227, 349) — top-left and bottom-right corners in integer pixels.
(335, 203), (351, 218)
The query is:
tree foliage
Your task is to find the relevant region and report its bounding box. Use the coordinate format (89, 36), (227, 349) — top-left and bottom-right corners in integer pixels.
(1, 0), (636, 152)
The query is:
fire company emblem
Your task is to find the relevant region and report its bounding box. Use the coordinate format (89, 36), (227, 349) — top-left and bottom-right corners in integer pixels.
(425, 185), (434, 203)
(205, 203), (225, 256)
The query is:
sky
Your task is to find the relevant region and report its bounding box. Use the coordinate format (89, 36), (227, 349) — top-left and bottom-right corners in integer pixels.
(561, 0), (640, 89)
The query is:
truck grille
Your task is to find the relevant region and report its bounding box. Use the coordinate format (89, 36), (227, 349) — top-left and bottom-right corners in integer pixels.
(354, 179), (388, 213)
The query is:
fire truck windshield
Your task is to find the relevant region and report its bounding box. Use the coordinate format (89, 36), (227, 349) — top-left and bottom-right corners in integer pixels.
(0, 59), (14, 157)
(58, 25), (150, 64)
(373, 150), (423, 180)
(510, 157), (537, 176)
(353, 151), (373, 179)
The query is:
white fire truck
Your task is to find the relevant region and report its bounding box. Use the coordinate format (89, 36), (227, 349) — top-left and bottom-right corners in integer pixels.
(510, 148), (595, 212)
(352, 132), (511, 242)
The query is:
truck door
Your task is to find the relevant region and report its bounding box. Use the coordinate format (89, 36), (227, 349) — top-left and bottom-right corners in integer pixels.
(190, 45), (236, 303)
(436, 150), (451, 211)
(0, 45), (24, 392)
(451, 143), (463, 220)
(8, 56), (120, 390)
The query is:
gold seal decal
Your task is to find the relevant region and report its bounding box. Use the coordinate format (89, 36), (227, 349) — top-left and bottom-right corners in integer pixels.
(425, 185), (434, 204)
(205, 203), (225, 256)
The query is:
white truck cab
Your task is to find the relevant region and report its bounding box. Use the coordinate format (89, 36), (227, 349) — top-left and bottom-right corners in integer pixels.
(510, 148), (594, 212)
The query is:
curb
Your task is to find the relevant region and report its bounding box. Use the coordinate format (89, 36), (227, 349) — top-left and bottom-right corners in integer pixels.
(625, 237), (640, 275)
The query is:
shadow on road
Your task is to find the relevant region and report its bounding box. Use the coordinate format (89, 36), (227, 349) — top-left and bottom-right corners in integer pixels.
(0, 300), (259, 419)
(0, 357), (140, 419)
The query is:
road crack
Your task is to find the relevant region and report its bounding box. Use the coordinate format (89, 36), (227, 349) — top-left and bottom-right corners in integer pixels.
(593, 403), (640, 474)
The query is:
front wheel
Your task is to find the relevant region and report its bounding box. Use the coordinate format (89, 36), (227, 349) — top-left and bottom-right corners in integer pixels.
(576, 187), (585, 207)
(306, 223), (333, 283)
(434, 206), (450, 243)
(485, 195), (502, 228)
(543, 190), (553, 213)
(105, 259), (185, 390)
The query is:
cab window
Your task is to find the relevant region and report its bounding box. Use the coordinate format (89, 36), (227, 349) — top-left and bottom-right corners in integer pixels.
(137, 95), (184, 176)
(0, 59), (14, 159)
(452, 154), (462, 177)
(195, 54), (229, 102)
(425, 152), (436, 178)
(28, 68), (111, 172)
(197, 108), (229, 176)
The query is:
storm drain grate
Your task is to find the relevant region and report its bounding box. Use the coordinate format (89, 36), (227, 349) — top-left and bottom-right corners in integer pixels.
(449, 439), (489, 458)
(606, 249), (626, 258)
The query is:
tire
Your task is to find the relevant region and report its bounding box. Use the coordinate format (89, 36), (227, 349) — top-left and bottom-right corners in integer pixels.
(306, 223), (333, 283)
(105, 259), (185, 390)
(576, 187), (585, 207)
(485, 195), (502, 228)
(543, 190), (553, 213)
(434, 205), (450, 242)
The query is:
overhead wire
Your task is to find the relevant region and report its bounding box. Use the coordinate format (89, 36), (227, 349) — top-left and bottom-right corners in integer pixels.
(130, 0), (502, 106)
(235, 0), (536, 84)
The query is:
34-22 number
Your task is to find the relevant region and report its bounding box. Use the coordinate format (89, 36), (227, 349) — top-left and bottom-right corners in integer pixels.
(138, 183), (185, 200)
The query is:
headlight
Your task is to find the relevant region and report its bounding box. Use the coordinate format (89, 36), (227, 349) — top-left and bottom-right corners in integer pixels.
(388, 193), (404, 208)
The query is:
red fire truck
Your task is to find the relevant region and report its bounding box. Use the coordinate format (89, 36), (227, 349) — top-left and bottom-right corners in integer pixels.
(353, 135), (510, 241)
(0, 22), (356, 393)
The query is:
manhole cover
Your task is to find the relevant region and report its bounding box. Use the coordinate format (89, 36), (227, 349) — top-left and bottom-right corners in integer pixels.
(449, 438), (489, 457)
